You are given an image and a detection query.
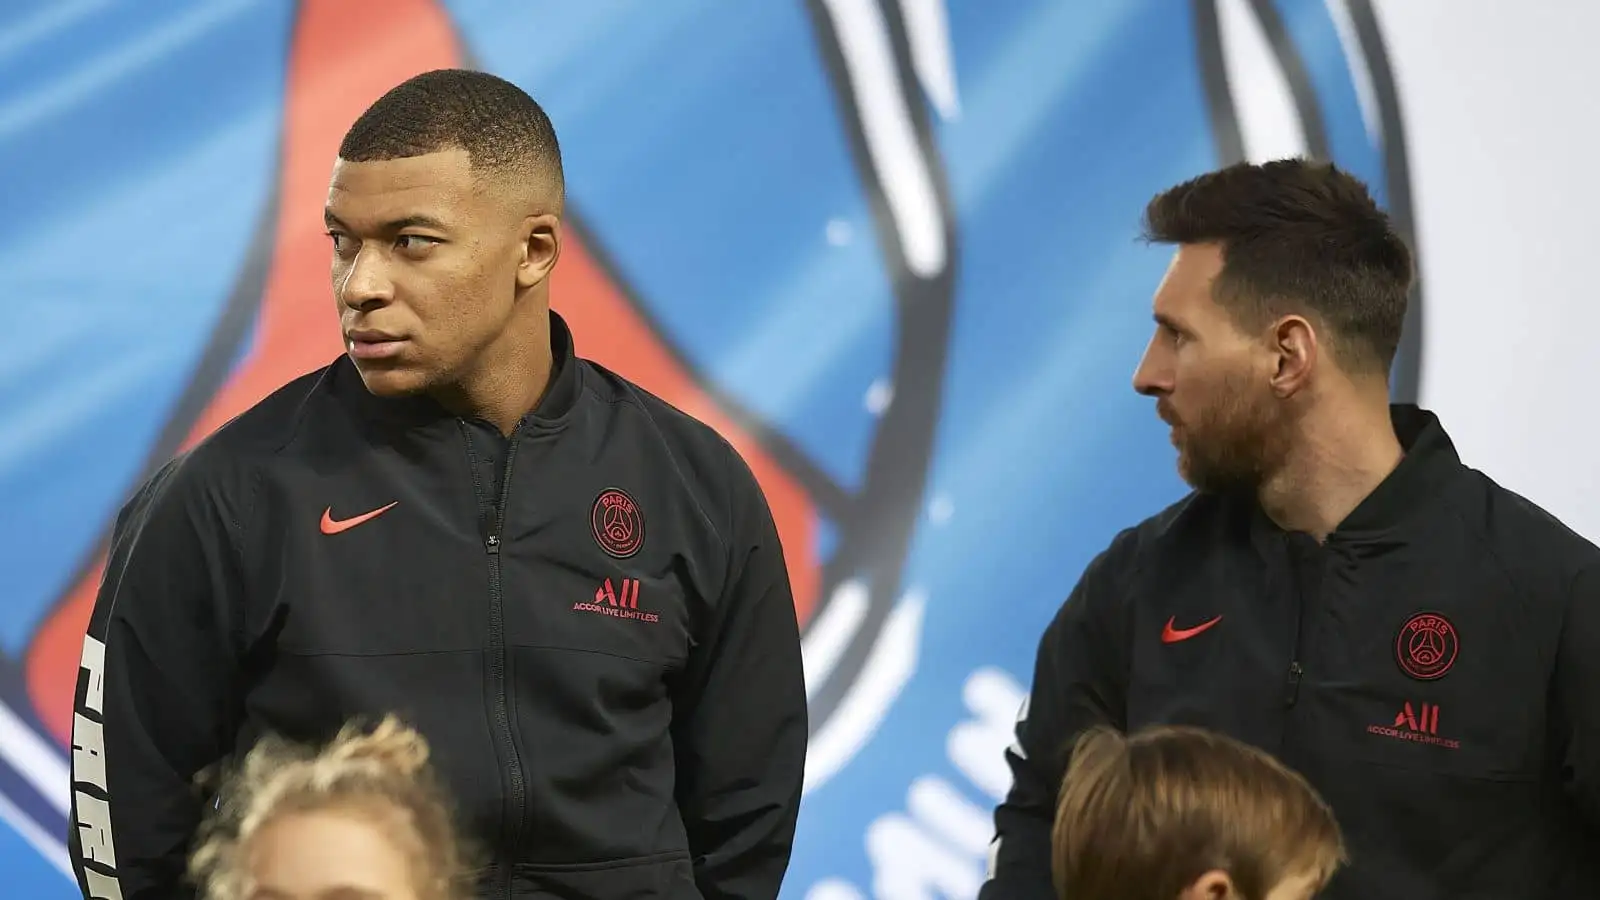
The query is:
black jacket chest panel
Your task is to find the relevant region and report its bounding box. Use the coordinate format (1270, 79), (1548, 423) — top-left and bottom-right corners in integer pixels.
(1302, 518), (1558, 783)
(253, 405), (708, 669)
(490, 407), (720, 670)
(260, 427), (489, 656)
(234, 388), (737, 868)
(1126, 497), (1562, 768)
(1125, 526), (1297, 749)
(1119, 507), (1579, 900)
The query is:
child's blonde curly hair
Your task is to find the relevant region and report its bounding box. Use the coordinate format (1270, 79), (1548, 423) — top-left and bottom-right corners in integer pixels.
(188, 715), (471, 900)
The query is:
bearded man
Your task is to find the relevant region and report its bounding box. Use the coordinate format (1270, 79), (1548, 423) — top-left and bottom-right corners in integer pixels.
(978, 159), (1600, 900)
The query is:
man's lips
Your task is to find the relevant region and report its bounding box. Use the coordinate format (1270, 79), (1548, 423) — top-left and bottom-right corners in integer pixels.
(346, 329), (407, 360)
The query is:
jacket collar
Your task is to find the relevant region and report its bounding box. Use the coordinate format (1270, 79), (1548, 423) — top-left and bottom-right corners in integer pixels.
(1245, 404), (1462, 547)
(1333, 404), (1459, 536)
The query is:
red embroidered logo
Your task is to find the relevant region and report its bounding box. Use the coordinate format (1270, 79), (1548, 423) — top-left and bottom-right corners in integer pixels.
(573, 578), (658, 623)
(319, 501), (398, 534)
(1395, 611), (1458, 680)
(591, 488), (644, 558)
(1161, 615), (1222, 644)
(1366, 701), (1460, 749)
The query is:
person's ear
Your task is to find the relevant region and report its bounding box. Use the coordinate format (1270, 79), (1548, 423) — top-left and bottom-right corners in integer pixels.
(515, 214), (561, 290)
(1268, 314), (1317, 397)
(1178, 869), (1235, 900)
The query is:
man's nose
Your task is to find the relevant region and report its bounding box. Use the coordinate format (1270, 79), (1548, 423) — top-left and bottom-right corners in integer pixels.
(337, 244), (394, 311)
(1132, 335), (1169, 397)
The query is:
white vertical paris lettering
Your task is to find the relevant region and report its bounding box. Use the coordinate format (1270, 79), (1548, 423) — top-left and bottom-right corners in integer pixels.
(72, 634), (123, 900)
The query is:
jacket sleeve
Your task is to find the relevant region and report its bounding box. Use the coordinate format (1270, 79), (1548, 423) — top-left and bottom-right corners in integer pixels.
(1556, 562), (1600, 833)
(671, 447), (807, 900)
(977, 532), (1136, 900)
(68, 451), (254, 900)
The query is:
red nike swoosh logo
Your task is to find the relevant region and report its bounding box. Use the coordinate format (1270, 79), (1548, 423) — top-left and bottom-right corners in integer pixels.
(1161, 614), (1222, 643)
(319, 501), (398, 535)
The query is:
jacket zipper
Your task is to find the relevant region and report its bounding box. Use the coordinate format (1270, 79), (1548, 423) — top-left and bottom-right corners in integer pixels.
(465, 423), (527, 900)
(1284, 537), (1315, 710)
(1284, 660), (1304, 707)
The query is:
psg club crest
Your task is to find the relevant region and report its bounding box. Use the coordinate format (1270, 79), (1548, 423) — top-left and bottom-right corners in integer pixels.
(591, 487), (645, 558)
(1395, 611), (1459, 681)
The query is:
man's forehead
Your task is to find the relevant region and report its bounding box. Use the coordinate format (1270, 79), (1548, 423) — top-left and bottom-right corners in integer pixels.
(325, 149), (476, 224)
(1169, 243), (1226, 284)
(1154, 244), (1225, 312)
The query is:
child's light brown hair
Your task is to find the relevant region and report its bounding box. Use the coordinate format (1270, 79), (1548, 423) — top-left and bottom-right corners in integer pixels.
(1051, 724), (1345, 900)
(188, 715), (472, 900)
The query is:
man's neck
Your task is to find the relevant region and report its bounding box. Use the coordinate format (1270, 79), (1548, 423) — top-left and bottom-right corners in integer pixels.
(1257, 390), (1403, 541)
(431, 312), (554, 436)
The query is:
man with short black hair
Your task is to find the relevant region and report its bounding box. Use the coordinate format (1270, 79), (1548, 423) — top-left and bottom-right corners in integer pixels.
(981, 159), (1600, 899)
(68, 69), (807, 900)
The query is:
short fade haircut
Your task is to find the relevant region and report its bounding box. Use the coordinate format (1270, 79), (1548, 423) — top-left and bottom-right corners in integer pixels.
(339, 68), (564, 208)
(1052, 725), (1345, 900)
(1142, 158), (1412, 374)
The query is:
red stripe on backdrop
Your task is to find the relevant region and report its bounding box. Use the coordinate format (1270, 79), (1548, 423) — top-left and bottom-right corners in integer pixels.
(27, 0), (819, 746)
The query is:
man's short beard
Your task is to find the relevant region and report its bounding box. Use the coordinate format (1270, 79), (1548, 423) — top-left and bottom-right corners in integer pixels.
(1173, 377), (1294, 495)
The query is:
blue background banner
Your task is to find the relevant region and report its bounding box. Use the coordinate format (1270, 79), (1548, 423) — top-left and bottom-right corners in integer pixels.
(0, 1), (1410, 895)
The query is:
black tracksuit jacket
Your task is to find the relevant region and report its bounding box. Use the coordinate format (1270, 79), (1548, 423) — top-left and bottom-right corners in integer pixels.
(979, 406), (1600, 900)
(67, 312), (808, 900)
